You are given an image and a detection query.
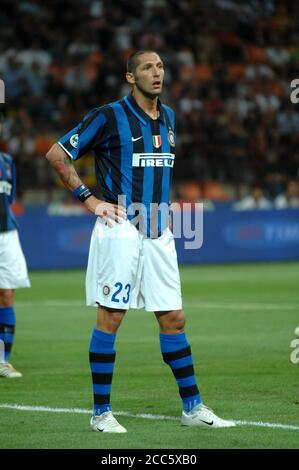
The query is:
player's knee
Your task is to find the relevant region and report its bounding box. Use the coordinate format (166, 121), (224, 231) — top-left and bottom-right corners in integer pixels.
(0, 289), (14, 307)
(97, 307), (126, 333)
(158, 309), (186, 334)
(172, 309), (186, 332)
(109, 311), (125, 330)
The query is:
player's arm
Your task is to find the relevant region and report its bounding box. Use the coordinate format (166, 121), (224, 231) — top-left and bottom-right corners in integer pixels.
(8, 156), (16, 204)
(45, 143), (126, 225)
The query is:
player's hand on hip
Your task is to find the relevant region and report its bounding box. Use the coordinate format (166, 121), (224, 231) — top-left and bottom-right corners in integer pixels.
(84, 196), (127, 227)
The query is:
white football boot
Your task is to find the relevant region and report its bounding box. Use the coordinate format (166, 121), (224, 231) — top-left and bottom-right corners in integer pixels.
(181, 404), (236, 428)
(90, 411), (127, 433)
(0, 362), (22, 378)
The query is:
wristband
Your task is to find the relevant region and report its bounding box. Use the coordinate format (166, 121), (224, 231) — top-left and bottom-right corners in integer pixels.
(72, 184), (92, 202)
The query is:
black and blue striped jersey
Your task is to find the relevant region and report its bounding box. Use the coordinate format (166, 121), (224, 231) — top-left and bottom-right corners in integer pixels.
(57, 94), (176, 237)
(0, 152), (17, 233)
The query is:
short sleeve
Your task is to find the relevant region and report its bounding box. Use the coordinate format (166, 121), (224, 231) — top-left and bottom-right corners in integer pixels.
(8, 157), (16, 204)
(57, 108), (108, 160)
(1, 153), (16, 204)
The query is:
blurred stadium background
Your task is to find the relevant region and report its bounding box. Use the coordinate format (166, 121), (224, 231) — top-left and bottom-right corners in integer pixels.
(1, 0), (299, 268)
(1, 0), (299, 450)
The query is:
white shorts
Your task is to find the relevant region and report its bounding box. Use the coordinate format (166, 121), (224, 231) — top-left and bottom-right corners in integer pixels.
(0, 229), (31, 289)
(86, 218), (182, 312)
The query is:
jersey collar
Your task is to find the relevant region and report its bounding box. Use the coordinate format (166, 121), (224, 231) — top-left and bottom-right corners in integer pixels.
(124, 93), (165, 126)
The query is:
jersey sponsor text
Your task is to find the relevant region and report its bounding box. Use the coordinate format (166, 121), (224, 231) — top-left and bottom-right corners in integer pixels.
(132, 153), (175, 168)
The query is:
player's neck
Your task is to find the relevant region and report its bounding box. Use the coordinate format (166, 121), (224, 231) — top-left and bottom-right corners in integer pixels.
(132, 90), (159, 120)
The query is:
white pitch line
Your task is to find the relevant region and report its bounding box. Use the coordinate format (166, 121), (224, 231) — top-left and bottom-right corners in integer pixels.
(16, 300), (299, 311)
(0, 403), (299, 431)
(233, 420), (299, 431)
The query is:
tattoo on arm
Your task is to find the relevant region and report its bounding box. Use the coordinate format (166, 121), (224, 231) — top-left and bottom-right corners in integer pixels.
(51, 155), (82, 190)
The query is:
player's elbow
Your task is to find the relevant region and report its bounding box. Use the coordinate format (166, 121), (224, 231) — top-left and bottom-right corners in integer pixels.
(45, 143), (61, 163)
(45, 144), (54, 162)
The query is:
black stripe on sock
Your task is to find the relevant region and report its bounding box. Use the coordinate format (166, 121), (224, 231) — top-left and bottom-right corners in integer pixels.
(4, 342), (12, 353)
(162, 346), (191, 363)
(94, 394), (111, 405)
(0, 324), (15, 333)
(179, 385), (199, 399)
(173, 365), (195, 379)
(89, 352), (116, 363)
(92, 372), (113, 385)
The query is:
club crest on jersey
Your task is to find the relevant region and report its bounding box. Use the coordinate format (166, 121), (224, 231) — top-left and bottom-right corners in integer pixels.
(152, 135), (162, 148)
(168, 129), (175, 147)
(70, 134), (79, 148)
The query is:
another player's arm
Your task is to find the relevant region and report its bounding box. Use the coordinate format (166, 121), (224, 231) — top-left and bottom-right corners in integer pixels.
(9, 157), (17, 205)
(45, 143), (126, 225)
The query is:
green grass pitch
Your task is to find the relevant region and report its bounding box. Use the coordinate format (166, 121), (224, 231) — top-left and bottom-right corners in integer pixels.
(0, 262), (298, 449)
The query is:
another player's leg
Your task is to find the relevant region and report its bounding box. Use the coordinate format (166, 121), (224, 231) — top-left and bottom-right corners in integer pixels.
(156, 309), (235, 428)
(0, 289), (22, 378)
(89, 305), (127, 433)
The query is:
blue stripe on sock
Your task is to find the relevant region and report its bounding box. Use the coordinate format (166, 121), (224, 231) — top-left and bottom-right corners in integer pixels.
(177, 376), (197, 388)
(168, 356), (193, 369)
(0, 306), (16, 326)
(94, 404), (110, 415)
(90, 328), (116, 351)
(0, 333), (14, 343)
(93, 384), (113, 395)
(160, 332), (187, 352)
(184, 394), (201, 406)
(90, 362), (115, 374)
(183, 396), (202, 413)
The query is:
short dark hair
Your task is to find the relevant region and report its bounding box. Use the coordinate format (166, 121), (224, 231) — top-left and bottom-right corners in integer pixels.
(126, 50), (157, 73)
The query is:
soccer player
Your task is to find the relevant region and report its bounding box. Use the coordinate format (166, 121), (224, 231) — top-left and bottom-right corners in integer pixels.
(0, 151), (30, 378)
(46, 51), (235, 432)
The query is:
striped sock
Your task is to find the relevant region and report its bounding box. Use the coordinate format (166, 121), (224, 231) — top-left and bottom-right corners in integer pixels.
(89, 328), (116, 416)
(160, 332), (202, 412)
(0, 306), (16, 362)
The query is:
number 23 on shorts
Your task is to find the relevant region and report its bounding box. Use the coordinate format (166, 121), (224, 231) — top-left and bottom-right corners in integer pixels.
(111, 282), (131, 304)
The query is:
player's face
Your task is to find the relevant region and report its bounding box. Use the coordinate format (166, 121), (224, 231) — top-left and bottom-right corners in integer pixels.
(131, 53), (164, 98)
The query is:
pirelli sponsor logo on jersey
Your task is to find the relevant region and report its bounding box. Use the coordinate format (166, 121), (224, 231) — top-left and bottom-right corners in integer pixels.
(132, 153), (175, 168)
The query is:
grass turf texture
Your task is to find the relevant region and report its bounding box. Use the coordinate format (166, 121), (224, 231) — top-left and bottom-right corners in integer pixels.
(0, 262), (298, 449)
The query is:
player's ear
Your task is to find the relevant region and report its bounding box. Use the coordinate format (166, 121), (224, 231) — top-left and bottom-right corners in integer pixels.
(126, 72), (135, 85)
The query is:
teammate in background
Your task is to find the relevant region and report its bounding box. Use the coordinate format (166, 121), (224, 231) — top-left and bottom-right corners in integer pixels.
(46, 51), (235, 432)
(274, 179), (299, 209)
(0, 151), (31, 378)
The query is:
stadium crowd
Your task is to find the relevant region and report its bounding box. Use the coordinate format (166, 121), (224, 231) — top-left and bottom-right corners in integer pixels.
(0, 0), (299, 207)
